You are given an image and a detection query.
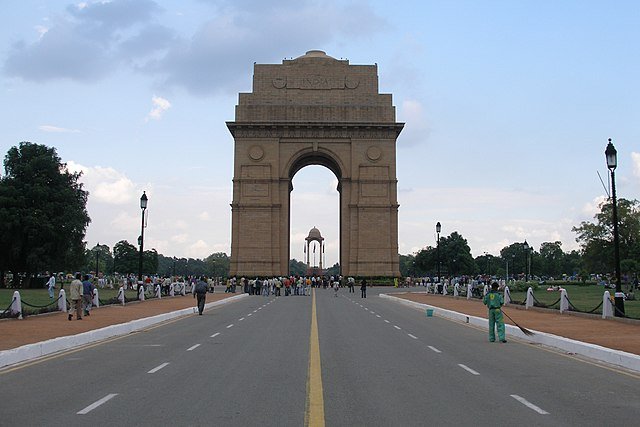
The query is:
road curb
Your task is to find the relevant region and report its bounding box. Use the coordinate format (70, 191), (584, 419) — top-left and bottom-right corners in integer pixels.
(380, 293), (640, 373)
(0, 294), (248, 369)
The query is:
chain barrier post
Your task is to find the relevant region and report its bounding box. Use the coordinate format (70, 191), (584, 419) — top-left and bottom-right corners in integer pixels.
(504, 286), (511, 305)
(181, 282), (186, 296)
(138, 284), (145, 301)
(466, 283), (472, 300)
(602, 291), (614, 319)
(483, 283), (489, 297)
(93, 288), (100, 308)
(453, 282), (459, 297)
(169, 282), (175, 297)
(442, 282), (448, 296)
(58, 289), (67, 312)
(559, 288), (569, 314)
(155, 284), (161, 299)
(525, 287), (534, 309)
(117, 286), (125, 306)
(11, 291), (23, 319)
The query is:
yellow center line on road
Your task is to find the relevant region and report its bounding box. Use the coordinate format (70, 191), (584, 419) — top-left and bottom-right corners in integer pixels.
(305, 289), (325, 427)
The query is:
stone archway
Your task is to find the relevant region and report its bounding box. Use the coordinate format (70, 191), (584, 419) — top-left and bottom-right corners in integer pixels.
(227, 50), (403, 277)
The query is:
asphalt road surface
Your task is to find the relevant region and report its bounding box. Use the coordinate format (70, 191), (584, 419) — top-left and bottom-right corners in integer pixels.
(1, 287), (639, 426)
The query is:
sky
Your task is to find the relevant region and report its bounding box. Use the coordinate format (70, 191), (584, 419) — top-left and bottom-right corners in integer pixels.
(1, 0), (639, 268)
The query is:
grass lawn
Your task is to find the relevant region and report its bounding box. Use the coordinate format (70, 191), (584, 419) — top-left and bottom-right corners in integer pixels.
(508, 284), (640, 319)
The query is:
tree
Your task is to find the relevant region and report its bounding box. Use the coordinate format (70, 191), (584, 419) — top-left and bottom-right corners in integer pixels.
(289, 258), (307, 276)
(414, 231), (475, 277)
(113, 240), (138, 274)
(204, 252), (230, 277)
(0, 142), (90, 286)
(572, 198), (640, 276)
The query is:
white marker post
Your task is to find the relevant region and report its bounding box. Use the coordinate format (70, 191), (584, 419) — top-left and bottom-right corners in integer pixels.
(117, 286), (125, 306)
(11, 291), (22, 319)
(559, 288), (569, 314)
(58, 289), (67, 312)
(602, 291), (613, 319)
(525, 287), (534, 309)
(504, 286), (511, 305)
(93, 288), (100, 308)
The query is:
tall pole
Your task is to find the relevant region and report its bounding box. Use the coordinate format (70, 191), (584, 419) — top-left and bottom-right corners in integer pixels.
(436, 222), (441, 286)
(95, 243), (99, 278)
(138, 191), (148, 283)
(606, 139), (625, 316)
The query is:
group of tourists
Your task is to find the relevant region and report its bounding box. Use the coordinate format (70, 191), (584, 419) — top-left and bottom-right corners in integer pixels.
(67, 273), (96, 321)
(222, 275), (369, 298)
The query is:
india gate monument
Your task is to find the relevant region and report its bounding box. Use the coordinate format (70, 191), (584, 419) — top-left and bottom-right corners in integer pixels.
(227, 50), (403, 277)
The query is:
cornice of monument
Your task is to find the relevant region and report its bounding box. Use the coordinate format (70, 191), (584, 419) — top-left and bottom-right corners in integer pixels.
(226, 121), (404, 139)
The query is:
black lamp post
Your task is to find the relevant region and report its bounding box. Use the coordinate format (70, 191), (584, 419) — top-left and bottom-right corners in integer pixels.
(523, 240), (530, 283)
(436, 222), (441, 287)
(95, 243), (100, 278)
(172, 257), (176, 278)
(138, 191), (148, 283)
(606, 138), (625, 316)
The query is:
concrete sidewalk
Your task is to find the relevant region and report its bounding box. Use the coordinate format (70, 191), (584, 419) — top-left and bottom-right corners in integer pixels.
(384, 292), (640, 373)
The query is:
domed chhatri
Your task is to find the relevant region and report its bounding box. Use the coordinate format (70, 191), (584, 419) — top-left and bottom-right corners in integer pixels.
(296, 50), (336, 60)
(307, 226), (323, 240)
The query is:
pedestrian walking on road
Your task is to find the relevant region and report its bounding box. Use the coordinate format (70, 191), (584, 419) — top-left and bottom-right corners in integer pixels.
(82, 274), (95, 316)
(360, 279), (367, 298)
(68, 273), (83, 321)
(483, 282), (506, 343)
(194, 276), (208, 315)
(348, 277), (355, 293)
(333, 281), (339, 297)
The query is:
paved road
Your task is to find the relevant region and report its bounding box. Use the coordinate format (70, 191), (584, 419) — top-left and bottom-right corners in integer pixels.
(1, 287), (639, 426)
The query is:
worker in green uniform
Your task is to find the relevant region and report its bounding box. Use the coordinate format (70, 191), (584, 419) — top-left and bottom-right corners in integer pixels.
(483, 282), (506, 343)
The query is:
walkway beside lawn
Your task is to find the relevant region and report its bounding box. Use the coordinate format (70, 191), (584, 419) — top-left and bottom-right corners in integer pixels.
(0, 293), (235, 351)
(397, 292), (640, 356)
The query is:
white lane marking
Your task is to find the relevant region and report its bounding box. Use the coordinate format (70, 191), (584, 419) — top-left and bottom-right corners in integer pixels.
(239, 317), (245, 321)
(77, 393), (118, 415)
(364, 308), (369, 311)
(384, 320), (390, 324)
(148, 362), (169, 374)
(428, 346), (442, 353)
(210, 333), (220, 338)
(257, 307), (262, 310)
(407, 334), (418, 339)
(248, 313), (253, 316)
(370, 311), (375, 314)
(186, 344), (201, 352)
(226, 324), (234, 329)
(253, 310), (257, 313)
(376, 315), (381, 318)
(510, 395), (549, 415)
(393, 325), (402, 330)
(458, 364), (480, 375)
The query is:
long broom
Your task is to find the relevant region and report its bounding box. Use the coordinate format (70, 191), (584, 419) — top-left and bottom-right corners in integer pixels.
(501, 309), (535, 336)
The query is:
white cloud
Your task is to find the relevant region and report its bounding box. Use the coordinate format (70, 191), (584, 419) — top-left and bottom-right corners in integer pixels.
(67, 161), (136, 204)
(581, 195), (607, 218)
(146, 95), (171, 121)
(39, 124), (80, 133)
(397, 99), (430, 147)
(632, 152), (640, 178)
(198, 211), (211, 221)
(187, 240), (210, 258)
(35, 25), (49, 38)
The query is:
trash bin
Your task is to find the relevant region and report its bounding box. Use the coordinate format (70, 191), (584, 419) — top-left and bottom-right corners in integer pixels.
(426, 308), (434, 317)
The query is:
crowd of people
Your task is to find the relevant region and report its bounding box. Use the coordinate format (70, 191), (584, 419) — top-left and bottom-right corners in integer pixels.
(224, 275), (368, 298)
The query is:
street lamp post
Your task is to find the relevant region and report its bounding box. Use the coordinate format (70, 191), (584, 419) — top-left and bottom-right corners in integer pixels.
(436, 222), (441, 291)
(138, 191), (148, 283)
(523, 240), (530, 283)
(605, 138), (625, 316)
(95, 243), (99, 278)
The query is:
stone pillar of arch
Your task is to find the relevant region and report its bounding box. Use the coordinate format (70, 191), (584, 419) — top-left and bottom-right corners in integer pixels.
(227, 50), (403, 278)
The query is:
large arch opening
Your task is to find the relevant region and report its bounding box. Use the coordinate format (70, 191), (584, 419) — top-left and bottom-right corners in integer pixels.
(289, 164), (340, 276)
